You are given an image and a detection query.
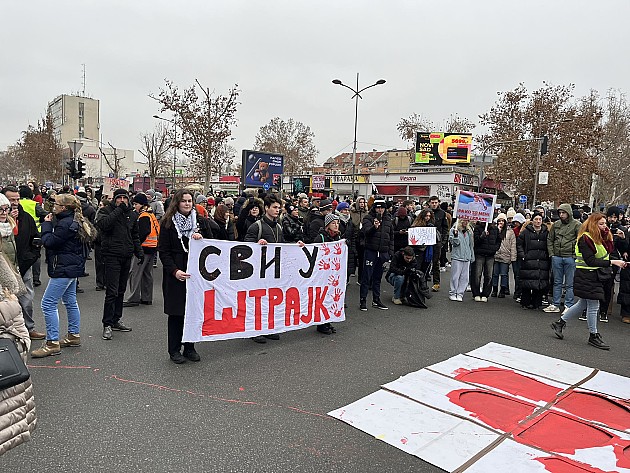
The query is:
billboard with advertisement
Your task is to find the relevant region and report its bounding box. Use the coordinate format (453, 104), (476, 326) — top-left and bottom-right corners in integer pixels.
(242, 150), (284, 189)
(415, 132), (473, 165)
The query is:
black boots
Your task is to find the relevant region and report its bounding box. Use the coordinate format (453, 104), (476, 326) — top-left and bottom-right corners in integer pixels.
(491, 287), (498, 298)
(551, 319), (566, 339)
(588, 333), (610, 350)
(498, 287), (506, 299)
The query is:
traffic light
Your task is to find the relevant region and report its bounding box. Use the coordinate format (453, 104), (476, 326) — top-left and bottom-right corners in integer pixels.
(66, 159), (77, 178)
(540, 135), (549, 156)
(75, 159), (86, 179)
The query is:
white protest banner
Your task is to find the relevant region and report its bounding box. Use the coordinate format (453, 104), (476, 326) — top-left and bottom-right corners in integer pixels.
(453, 190), (496, 224)
(102, 177), (128, 197)
(407, 227), (437, 246)
(183, 239), (348, 342)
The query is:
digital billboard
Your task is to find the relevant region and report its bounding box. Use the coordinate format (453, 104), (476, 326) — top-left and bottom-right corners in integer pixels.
(415, 132), (472, 165)
(242, 150), (284, 189)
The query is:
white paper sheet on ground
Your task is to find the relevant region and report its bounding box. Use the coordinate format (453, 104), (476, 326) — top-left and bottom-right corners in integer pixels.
(425, 353), (570, 404)
(328, 389), (500, 472)
(580, 370), (630, 401)
(466, 342), (595, 385)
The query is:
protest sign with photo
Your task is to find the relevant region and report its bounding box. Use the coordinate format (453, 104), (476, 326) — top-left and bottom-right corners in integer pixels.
(183, 239), (348, 342)
(453, 190), (496, 223)
(407, 227), (437, 246)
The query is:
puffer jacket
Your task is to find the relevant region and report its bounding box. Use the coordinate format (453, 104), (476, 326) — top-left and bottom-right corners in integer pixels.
(362, 210), (394, 256)
(282, 214), (305, 243)
(41, 210), (87, 278)
(517, 224), (550, 290)
(0, 294), (36, 456)
(547, 203), (580, 257)
(494, 227), (517, 263)
(473, 222), (501, 257)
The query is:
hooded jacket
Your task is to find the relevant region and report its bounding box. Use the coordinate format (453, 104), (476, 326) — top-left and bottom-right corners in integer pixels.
(41, 209), (87, 278)
(547, 203), (580, 258)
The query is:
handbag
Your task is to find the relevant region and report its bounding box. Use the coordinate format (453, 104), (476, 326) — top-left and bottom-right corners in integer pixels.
(596, 266), (613, 282)
(0, 338), (30, 390)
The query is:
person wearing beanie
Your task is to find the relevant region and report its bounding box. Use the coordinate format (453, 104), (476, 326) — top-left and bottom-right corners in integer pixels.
(312, 212), (341, 335)
(194, 195), (208, 219)
(506, 208), (517, 222)
(282, 203), (305, 243)
(544, 203), (580, 314)
(95, 186), (143, 341)
(305, 199), (333, 243)
(491, 213), (517, 298)
(393, 206), (411, 253)
(123, 193), (158, 308)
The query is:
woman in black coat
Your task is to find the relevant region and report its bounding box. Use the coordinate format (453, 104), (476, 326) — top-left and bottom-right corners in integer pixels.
(158, 190), (213, 364)
(235, 197), (263, 241)
(393, 206), (412, 253)
(516, 214), (550, 310)
(551, 212), (626, 350)
(212, 204), (235, 241)
(282, 204), (305, 243)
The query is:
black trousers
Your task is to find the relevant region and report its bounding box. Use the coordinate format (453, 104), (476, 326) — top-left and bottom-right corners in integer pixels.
(521, 288), (545, 308)
(102, 255), (132, 327)
(94, 243), (105, 288)
(168, 315), (195, 355)
(356, 245), (365, 282)
(431, 242), (442, 284)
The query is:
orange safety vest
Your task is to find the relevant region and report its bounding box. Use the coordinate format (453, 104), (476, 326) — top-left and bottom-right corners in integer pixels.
(140, 211), (160, 248)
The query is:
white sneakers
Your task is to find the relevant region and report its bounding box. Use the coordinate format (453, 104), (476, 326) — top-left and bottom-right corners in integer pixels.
(392, 297), (402, 305)
(474, 296), (482, 302)
(481, 296), (488, 302)
(474, 296), (488, 302)
(449, 295), (458, 301)
(543, 304), (561, 313)
(456, 295), (463, 302)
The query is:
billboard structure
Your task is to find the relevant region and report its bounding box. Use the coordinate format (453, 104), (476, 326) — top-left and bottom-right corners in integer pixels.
(415, 132), (473, 165)
(242, 150), (284, 189)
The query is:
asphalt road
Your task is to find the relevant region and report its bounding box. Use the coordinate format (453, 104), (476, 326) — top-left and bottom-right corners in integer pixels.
(2, 260), (629, 472)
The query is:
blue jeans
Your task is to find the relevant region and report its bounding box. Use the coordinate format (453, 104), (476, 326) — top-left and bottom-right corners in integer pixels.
(387, 273), (405, 299)
(491, 261), (510, 289)
(551, 256), (576, 307)
(41, 277), (80, 341)
(561, 297), (599, 334)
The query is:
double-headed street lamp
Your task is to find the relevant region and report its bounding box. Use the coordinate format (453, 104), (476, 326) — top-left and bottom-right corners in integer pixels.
(153, 114), (177, 189)
(332, 74), (386, 196)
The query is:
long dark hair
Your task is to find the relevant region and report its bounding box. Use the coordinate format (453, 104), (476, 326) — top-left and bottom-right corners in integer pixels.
(162, 189), (194, 229)
(412, 209), (434, 227)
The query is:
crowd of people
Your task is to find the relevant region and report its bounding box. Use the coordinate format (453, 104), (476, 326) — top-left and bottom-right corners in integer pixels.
(1, 181), (628, 367)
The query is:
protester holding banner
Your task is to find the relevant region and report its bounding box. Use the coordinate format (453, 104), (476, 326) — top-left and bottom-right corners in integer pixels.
(448, 218), (475, 302)
(158, 190), (214, 364)
(410, 209), (436, 277)
(244, 193), (290, 342)
(312, 213), (342, 334)
(359, 198), (394, 311)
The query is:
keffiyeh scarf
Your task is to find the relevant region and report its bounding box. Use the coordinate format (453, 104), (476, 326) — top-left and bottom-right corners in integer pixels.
(172, 209), (197, 251)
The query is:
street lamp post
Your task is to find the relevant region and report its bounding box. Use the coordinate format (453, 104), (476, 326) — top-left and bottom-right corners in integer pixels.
(332, 74), (386, 196)
(153, 115), (177, 191)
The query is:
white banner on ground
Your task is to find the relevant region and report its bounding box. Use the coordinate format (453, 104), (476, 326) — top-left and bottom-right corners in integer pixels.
(407, 226), (437, 245)
(183, 239), (348, 342)
(453, 190), (496, 224)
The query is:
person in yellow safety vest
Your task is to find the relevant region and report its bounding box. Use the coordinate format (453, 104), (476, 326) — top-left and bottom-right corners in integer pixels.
(123, 193), (159, 307)
(551, 212), (627, 350)
(19, 185), (47, 287)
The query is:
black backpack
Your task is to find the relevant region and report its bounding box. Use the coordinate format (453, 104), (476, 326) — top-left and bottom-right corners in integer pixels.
(403, 268), (432, 308)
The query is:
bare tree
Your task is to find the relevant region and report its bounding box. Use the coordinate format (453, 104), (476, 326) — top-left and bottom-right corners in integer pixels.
(478, 82), (603, 204)
(253, 117), (318, 174)
(0, 145), (27, 185)
(150, 79), (240, 189)
(138, 123), (171, 188)
(20, 111), (63, 184)
(98, 142), (126, 178)
(397, 113), (475, 144)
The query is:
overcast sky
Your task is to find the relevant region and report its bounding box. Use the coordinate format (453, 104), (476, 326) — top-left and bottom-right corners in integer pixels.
(1, 0), (628, 166)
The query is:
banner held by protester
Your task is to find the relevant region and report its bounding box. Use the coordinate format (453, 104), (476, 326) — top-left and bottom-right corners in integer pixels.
(183, 238), (348, 342)
(453, 190), (496, 224)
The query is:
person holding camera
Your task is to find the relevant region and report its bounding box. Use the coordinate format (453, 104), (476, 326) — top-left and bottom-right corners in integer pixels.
(95, 189), (143, 341)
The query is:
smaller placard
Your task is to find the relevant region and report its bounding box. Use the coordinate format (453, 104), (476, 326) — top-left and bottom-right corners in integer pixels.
(408, 227), (437, 246)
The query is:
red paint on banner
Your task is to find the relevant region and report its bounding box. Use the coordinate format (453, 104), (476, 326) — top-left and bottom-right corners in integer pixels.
(535, 456), (604, 473)
(250, 289), (266, 330)
(301, 287), (314, 324)
(554, 391), (630, 432)
(284, 287), (300, 326)
(313, 286), (329, 322)
(267, 288), (283, 330)
(453, 367), (563, 402)
(202, 289), (246, 335)
(447, 389), (536, 431)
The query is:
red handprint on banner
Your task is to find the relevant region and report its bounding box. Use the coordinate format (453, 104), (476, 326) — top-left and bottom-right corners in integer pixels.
(333, 242), (343, 255)
(330, 303), (343, 318)
(409, 235), (419, 245)
(332, 288), (343, 302)
(328, 275), (340, 287)
(321, 243), (331, 256)
(331, 258), (341, 271)
(318, 259), (331, 271)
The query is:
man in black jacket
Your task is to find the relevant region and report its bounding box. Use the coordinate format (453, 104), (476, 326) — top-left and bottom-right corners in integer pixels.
(1, 186), (44, 340)
(360, 198), (394, 311)
(386, 246), (416, 305)
(95, 188), (143, 340)
(305, 199), (332, 243)
(428, 196), (449, 291)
